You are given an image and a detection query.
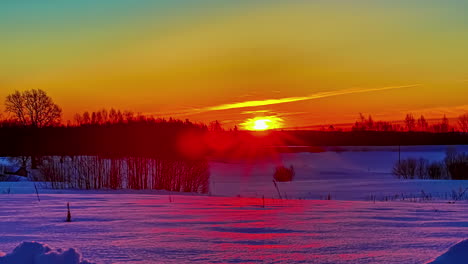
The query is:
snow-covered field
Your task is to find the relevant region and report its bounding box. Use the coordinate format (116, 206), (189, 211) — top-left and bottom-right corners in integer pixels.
(1, 193), (468, 264)
(3, 146), (468, 201)
(210, 145), (468, 200)
(1, 146), (468, 263)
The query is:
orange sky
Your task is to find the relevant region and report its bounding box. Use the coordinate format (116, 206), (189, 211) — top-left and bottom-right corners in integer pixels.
(1, 1), (468, 129)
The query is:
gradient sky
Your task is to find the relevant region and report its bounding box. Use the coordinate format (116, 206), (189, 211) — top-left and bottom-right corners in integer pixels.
(1, 0), (468, 129)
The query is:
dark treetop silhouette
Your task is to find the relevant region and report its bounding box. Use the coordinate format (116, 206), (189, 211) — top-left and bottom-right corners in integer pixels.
(5, 89), (62, 128)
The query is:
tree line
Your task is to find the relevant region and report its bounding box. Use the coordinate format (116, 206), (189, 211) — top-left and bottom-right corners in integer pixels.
(350, 113), (468, 133)
(393, 149), (468, 180)
(39, 156), (209, 193)
(2, 89), (468, 159)
(1, 89), (211, 193)
(3, 89), (468, 132)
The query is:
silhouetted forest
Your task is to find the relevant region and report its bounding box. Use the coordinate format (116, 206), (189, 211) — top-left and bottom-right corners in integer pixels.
(0, 90), (214, 193)
(3, 89), (466, 192)
(349, 113), (454, 133)
(265, 131), (468, 147)
(2, 123), (468, 159)
(0, 118), (211, 192)
(3, 90), (468, 155)
(0, 118), (208, 158)
(1, 89), (468, 158)
(38, 156), (209, 193)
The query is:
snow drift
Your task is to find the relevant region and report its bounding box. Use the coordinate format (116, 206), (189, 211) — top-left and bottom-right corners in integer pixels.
(428, 239), (468, 264)
(0, 242), (93, 264)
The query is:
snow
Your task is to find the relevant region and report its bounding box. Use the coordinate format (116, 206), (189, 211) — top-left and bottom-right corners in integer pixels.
(3, 145), (468, 201)
(0, 146), (468, 263)
(0, 175), (28, 182)
(0, 193), (468, 263)
(210, 145), (468, 201)
(0, 241), (92, 264)
(0, 158), (19, 174)
(427, 239), (468, 264)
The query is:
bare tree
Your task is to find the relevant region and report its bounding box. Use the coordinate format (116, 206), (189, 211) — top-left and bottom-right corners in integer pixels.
(74, 113), (83, 126)
(82, 111), (91, 124)
(352, 113), (375, 131)
(91, 112), (97, 124)
(367, 115), (374, 130)
(458, 114), (468, 133)
(5, 91), (27, 125)
(210, 120), (223, 132)
(5, 89), (62, 128)
(124, 111), (135, 122)
(431, 115), (450, 133)
(441, 115), (450, 133)
(417, 115), (428, 131)
(405, 114), (416, 131)
(101, 109), (109, 123)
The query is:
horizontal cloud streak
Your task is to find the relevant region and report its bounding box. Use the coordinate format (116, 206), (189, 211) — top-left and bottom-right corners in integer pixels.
(200, 84), (421, 112)
(153, 84), (421, 117)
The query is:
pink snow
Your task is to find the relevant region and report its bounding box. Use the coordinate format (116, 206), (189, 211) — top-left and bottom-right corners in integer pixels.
(1, 146), (468, 263)
(0, 241), (92, 264)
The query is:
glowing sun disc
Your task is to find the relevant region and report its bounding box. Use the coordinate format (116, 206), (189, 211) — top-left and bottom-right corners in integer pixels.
(253, 119), (269, 130)
(241, 116), (283, 131)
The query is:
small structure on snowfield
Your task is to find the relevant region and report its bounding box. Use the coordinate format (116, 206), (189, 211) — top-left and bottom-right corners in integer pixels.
(273, 165), (295, 182)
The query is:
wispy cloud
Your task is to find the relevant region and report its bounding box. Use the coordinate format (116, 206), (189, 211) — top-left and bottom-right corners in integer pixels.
(153, 84), (421, 117)
(241, 110), (271, 115)
(198, 84), (420, 112)
(404, 104), (468, 118)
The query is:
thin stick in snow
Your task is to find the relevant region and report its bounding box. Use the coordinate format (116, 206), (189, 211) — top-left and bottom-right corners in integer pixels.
(273, 180), (283, 199)
(34, 183), (40, 202)
(66, 202), (72, 222)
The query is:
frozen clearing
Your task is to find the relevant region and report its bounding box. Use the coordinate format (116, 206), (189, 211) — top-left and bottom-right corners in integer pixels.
(1, 193), (468, 264)
(1, 146), (468, 263)
(210, 146), (468, 200)
(3, 146), (468, 201)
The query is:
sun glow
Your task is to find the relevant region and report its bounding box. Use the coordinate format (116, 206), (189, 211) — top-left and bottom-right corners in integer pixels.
(253, 119), (269, 130)
(241, 116), (284, 131)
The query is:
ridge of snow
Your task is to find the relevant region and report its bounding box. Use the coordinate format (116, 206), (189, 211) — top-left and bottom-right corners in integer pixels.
(427, 239), (468, 264)
(0, 242), (93, 264)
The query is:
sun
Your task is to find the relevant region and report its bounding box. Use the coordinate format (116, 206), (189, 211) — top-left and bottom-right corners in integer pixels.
(253, 119), (270, 130)
(241, 116), (284, 131)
